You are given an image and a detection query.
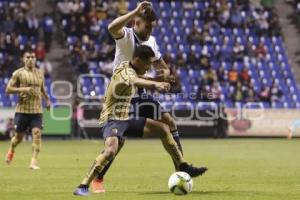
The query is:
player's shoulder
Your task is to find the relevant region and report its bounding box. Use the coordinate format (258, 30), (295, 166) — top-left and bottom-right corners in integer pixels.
(35, 68), (44, 76)
(12, 67), (25, 76)
(143, 35), (158, 49)
(115, 61), (129, 72)
(148, 35), (158, 44)
(116, 61), (137, 78)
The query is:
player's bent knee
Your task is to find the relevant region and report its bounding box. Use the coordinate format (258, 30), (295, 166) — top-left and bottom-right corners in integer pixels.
(103, 148), (117, 160)
(157, 123), (170, 138)
(32, 128), (41, 136)
(162, 113), (177, 130)
(15, 133), (24, 141)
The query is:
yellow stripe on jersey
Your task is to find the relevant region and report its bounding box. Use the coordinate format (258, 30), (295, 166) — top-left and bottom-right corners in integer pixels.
(11, 67), (44, 114)
(99, 61), (137, 125)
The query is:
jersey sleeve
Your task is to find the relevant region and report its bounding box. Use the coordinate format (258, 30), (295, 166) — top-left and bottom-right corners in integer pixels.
(120, 67), (137, 86)
(115, 27), (132, 50)
(152, 37), (162, 61)
(10, 70), (20, 86)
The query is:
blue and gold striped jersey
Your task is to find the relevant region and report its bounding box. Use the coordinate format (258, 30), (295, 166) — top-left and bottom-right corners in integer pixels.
(10, 67), (44, 114)
(99, 61), (137, 125)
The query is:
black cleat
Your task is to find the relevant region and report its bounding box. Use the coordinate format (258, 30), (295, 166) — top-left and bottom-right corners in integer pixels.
(179, 163), (208, 177)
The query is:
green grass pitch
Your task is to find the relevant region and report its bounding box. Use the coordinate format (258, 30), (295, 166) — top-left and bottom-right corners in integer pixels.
(0, 139), (300, 200)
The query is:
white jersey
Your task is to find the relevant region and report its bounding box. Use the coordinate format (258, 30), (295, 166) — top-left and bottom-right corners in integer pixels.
(113, 27), (162, 71)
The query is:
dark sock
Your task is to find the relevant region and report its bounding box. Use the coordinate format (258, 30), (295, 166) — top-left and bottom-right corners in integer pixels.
(171, 130), (183, 155)
(78, 184), (88, 188)
(170, 130), (183, 171)
(96, 158), (115, 180)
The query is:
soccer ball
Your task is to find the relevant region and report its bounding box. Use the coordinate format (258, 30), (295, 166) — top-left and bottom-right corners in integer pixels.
(168, 171), (193, 195)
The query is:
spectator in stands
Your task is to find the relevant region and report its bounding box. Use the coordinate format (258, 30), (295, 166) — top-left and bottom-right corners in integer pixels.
(259, 85), (271, 103)
(87, 40), (100, 62)
(71, 0), (82, 14)
(245, 86), (258, 102)
(218, 5), (230, 27)
(66, 15), (78, 36)
(270, 81), (282, 102)
(39, 58), (52, 78)
(231, 81), (244, 102)
(187, 25), (202, 44)
(232, 40), (245, 61)
(255, 42), (267, 59)
(15, 13), (28, 36)
(239, 65), (251, 84)
(100, 57), (113, 77)
(230, 8), (243, 27)
(210, 81), (221, 101)
(78, 54), (89, 74)
(116, 0), (129, 15)
(217, 63), (228, 86)
(205, 4), (217, 23)
(268, 12), (281, 36)
(169, 65), (182, 93)
(1, 15), (15, 33)
(89, 17), (101, 40)
(245, 41), (256, 58)
(41, 13), (54, 52)
(175, 50), (186, 67)
(255, 10), (269, 35)
(98, 41), (114, 61)
(199, 46), (211, 70)
(186, 51), (197, 68)
(228, 64), (239, 86)
(57, 0), (73, 19)
(35, 42), (46, 61)
(93, 1), (108, 20)
(27, 13), (39, 38)
(219, 36), (232, 61)
(205, 67), (218, 86)
(76, 16), (89, 38)
(2, 55), (16, 76)
(201, 29), (213, 44)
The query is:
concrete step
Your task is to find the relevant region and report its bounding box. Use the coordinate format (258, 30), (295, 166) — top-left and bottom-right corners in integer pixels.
(276, 0), (300, 83)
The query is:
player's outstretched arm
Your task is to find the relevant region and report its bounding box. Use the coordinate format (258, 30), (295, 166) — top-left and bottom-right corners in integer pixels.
(6, 73), (34, 95)
(130, 77), (170, 92)
(138, 74), (175, 83)
(108, 1), (152, 39)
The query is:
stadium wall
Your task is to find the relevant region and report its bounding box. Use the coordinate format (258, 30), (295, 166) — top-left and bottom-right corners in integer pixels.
(0, 107), (71, 136)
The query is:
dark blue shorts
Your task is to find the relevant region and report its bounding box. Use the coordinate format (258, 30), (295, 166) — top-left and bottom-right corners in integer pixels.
(130, 94), (169, 120)
(101, 118), (146, 139)
(14, 113), (43, 133)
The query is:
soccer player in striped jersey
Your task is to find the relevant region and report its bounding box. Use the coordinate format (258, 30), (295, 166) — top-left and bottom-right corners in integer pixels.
(91, 1), (207, 193)
(73, 45), (207, 196)
(5, 50), (51, 170)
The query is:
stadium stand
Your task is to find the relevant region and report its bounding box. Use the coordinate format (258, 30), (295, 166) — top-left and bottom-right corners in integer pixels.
(55, 0), (300, 109)
(0, 0), (56, 107)
(0, 0), (294, 109)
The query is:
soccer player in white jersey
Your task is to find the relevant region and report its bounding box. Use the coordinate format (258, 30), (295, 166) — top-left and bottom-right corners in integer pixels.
(91, 1), (207, 193)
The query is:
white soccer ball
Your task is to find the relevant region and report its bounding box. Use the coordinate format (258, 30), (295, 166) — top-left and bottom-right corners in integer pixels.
(168, 171), (193, 195)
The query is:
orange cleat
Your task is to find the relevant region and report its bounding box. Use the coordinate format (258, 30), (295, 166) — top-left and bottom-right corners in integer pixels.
(5, 150), (14, 165)
(92, 178), (105, 193)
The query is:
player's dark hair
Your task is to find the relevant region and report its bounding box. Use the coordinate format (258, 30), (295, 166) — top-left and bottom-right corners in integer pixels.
(138, 7), (157, 22)
(133, 45), (155, 60)
(22, 48), (34, 57)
